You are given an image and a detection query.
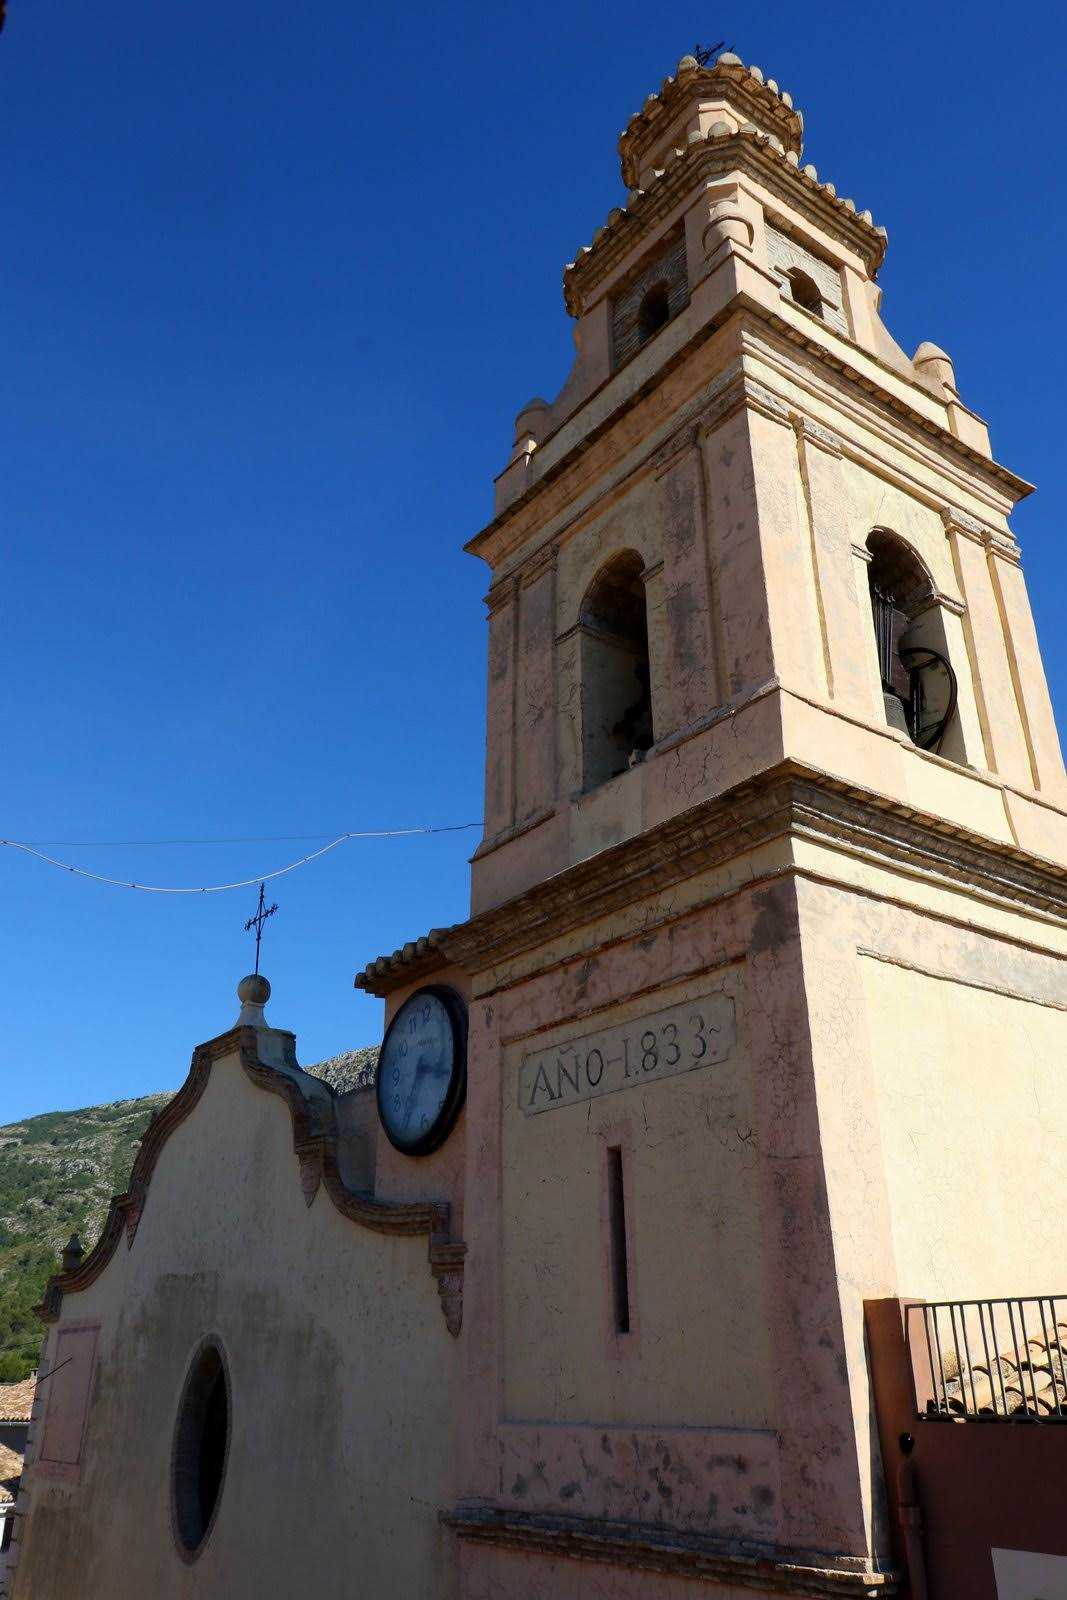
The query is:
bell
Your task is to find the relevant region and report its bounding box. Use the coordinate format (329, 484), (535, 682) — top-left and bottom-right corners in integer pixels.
(883, 691), (910, 736)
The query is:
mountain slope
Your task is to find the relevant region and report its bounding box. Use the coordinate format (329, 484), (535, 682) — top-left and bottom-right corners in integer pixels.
(0, 1045), (378, 1380)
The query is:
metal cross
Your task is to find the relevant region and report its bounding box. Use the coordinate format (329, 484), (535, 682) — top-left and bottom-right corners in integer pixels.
(693, 39), (726, 66)
(244, 882), (278, 975)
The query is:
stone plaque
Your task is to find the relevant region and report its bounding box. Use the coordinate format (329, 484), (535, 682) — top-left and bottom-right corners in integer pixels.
(519, 993), (736, 1116)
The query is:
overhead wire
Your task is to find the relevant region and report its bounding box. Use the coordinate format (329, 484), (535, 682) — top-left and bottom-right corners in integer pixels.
(0, 822), (482, 895)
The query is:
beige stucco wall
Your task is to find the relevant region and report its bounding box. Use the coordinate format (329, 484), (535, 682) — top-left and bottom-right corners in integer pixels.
(13, 1046), (460, 1600)
(786, 861), (1067, 1571)
(501, 966), (772, 1429)
(454, 789), (1067, 1586)
(861, 956), (1067, 1302)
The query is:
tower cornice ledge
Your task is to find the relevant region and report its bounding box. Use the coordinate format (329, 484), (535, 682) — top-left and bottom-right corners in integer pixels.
(355, 759), (1067, 992)
(469, 345), (1031, 575)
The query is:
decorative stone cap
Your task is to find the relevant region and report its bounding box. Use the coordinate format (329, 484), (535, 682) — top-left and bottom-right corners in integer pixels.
(61, 1232), (84, 1274)
(236, 972), (271, 1027)
(232, 972), (299, 1069)
(618, 51), (803, 188)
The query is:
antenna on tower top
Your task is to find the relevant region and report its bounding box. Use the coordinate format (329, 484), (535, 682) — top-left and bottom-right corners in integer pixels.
(693, 40), (728, 67)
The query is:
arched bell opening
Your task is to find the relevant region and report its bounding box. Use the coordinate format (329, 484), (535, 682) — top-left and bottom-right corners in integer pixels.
(866, 528), (959, 756)
(578, 551), (654, 790)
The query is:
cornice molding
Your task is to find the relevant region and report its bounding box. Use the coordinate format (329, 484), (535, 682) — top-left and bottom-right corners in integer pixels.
(469, 804), (556, 868)
(442, 1506), (899, 1597)
(431, 761), (1067, 979)
(38, 1027), (465, 1338)
(941, 505), (1021, 564)
(468, 318), (1029, 576)
(566, 128), (885, 316)
(753, 317), (1030, 502)
(912, 590), (966, 620)
(792, 413), (844, 457)
(483, 575), (518, 616)
(518, 542), (558, 587)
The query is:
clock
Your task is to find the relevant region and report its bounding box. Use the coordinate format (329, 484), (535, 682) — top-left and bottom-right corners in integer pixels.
(376, 986), (467, 1156)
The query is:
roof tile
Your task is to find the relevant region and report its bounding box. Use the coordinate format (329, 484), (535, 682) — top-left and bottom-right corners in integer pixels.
(0, 1440), (23, 1502)
(0, 1376), (35, 1423)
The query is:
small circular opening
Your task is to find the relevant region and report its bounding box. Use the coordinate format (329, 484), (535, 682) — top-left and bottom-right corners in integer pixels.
(637, 282), (670, 343)
(172, 1340), (230, 1559)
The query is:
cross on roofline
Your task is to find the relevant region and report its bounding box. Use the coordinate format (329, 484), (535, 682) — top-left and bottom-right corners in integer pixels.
(244, 883), (278, 976)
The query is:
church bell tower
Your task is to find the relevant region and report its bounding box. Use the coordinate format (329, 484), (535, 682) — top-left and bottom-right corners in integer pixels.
(365, 49), (1067, 1598)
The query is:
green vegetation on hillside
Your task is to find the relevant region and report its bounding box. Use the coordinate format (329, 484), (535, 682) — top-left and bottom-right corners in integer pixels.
(0, 1046), (378, 1382)
(0, 1096), (171, 1380)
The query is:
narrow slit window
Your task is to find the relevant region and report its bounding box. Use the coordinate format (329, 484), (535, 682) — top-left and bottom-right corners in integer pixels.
(607, 1145), (631, 1335)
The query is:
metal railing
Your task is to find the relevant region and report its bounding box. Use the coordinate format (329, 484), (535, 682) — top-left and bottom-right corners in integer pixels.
(912, 1297), (1067, 1421)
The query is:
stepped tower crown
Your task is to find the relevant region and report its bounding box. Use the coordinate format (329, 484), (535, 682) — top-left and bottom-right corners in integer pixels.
(618, 51), (805, 188)
(468, 48), (1064, 918)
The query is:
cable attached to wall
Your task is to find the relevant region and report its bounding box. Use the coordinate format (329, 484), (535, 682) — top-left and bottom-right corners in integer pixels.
(0, 822), (482, 895)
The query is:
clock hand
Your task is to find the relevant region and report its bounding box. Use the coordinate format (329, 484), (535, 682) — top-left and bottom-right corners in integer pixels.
(400, 1055), (430, 1131)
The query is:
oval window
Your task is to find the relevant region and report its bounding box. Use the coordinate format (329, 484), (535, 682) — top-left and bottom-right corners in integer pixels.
(172, 1340), (229, 1558)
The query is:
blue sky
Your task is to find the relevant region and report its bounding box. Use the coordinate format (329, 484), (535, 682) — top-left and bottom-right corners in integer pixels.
(3, 1), (1065, 1121)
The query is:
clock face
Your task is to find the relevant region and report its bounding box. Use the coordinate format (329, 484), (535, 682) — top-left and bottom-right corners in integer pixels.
(376, 986), (467, 1156)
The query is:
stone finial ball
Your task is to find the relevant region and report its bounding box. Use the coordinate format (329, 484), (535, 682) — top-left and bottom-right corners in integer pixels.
(238, 973), (271, 1006)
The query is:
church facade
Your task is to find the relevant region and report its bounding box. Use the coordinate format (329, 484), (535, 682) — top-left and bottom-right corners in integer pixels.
(9, 49), (1067, 1600)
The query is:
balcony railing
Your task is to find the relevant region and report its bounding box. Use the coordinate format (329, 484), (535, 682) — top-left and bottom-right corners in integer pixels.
(911, 1296), (1067, 1420)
